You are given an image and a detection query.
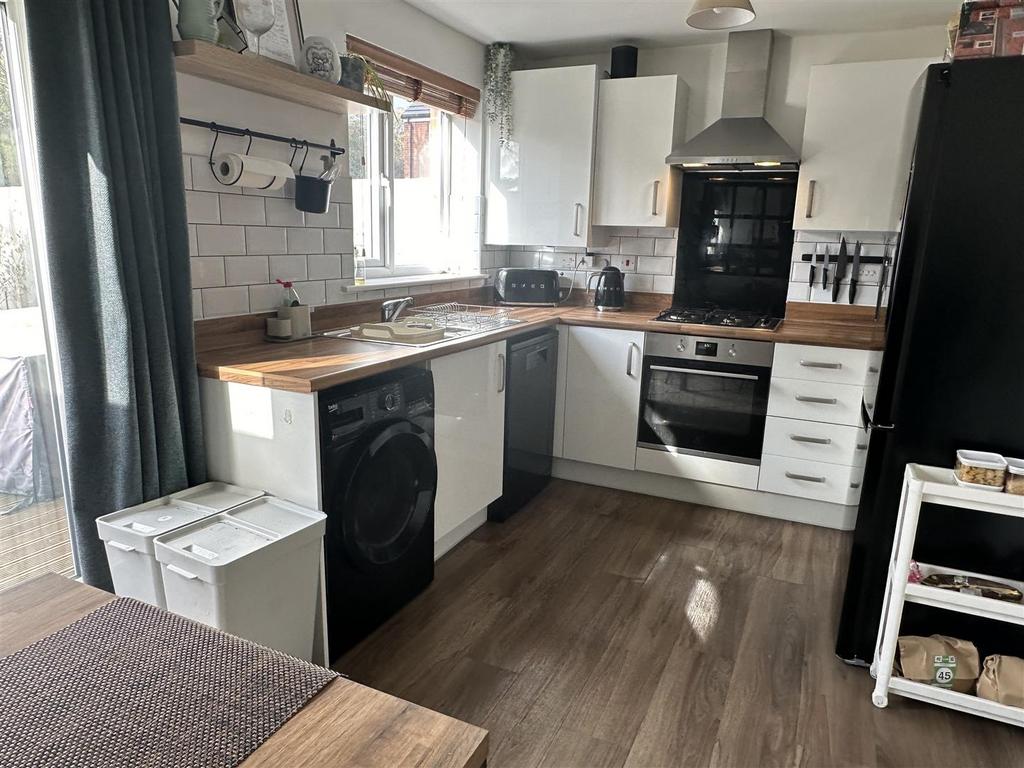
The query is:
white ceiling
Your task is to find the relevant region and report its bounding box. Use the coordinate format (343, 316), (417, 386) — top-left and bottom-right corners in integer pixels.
(403, 0), (959, 57)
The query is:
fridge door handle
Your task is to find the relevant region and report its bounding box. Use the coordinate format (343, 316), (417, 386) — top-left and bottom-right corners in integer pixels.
(861, 399), (894, 431)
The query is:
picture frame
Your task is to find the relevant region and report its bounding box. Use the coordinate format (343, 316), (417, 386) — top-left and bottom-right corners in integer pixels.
(249, 0), (303, 67)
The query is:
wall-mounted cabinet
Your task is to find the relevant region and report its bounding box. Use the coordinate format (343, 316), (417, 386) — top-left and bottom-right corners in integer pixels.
(485, 65), (599, 247)
(792, 57), (934, 233)
(592, 75), (688, 228)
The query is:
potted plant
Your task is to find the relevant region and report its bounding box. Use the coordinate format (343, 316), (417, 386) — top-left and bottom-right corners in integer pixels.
(485, 43), (514, 146)
(339, 53), (393, 115)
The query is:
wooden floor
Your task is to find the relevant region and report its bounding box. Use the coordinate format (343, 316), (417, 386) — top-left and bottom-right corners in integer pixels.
(339, 479), (1024, 768)
(0, 493), (75, 591)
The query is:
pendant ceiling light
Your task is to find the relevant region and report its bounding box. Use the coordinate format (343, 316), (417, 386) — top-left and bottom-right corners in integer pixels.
(686, 0), (756, 30)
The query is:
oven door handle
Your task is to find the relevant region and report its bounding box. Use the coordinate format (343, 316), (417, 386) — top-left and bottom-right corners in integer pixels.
(648, 365), (759, 382)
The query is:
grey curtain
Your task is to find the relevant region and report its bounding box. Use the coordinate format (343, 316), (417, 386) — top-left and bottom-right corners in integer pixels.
(23, 0), (205, 589)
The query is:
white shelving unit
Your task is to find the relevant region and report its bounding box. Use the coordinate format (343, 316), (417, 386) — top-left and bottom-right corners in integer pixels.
(871, 463), (1024, 727)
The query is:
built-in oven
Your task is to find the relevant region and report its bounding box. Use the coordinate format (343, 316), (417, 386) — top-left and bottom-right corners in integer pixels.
(637, 332), (774, 464)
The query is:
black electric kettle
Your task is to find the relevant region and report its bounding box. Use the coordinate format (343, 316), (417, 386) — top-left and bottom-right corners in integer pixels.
(587, 266), (625, 312)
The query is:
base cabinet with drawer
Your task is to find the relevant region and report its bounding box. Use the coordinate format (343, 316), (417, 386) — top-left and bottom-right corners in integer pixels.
(759, 455), (864, 506)
(759, 343), (873, 505)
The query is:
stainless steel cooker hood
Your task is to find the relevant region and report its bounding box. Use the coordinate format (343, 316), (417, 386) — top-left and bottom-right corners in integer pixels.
(666, 29), (799, 170)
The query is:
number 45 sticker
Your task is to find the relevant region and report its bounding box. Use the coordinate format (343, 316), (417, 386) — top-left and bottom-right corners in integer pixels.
(933, 654), (957, 688)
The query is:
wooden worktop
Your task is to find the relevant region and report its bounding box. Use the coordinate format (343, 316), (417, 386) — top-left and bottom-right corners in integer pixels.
(0, 574), (488, 768)
(196, 291), (885, 394)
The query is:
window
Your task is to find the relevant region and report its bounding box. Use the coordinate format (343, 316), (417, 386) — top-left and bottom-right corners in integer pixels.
(342, 36), (480, 282)
(348, 96), (453, 277)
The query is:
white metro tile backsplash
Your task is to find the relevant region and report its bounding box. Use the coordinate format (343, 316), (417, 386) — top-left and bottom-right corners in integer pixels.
(483, 226), (679, 293)
(185, 152), (357, 318)
(269, 254), (308, 282)
(219, 195), (266, 226)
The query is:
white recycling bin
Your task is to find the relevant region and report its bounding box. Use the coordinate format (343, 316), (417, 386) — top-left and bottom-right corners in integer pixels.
(153, 496), (326, 661)
(96, 482), (263, 608)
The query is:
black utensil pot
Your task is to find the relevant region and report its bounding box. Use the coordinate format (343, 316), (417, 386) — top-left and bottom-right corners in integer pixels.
(295, 175), (332, 214)
(592, 266), (625, 311)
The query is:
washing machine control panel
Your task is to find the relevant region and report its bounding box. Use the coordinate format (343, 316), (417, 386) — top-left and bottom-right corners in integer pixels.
(323, 370), (433, 445)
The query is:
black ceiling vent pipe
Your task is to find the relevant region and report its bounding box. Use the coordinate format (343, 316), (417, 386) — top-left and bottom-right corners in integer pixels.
(610, 45), (638, 78)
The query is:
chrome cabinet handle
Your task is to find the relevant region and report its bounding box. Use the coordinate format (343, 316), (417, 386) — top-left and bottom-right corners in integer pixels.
(573, 202), (583, 237)
(497, 352), (506, 393)
(790, 435), (832, 445)
(795, 395), (838, 404)
(651, 180), (661, 216)
(805, 179), (816, 218)
(799, 360), (842, 369)
(786, 471), (826, 483)
(626, 342), (638, 377)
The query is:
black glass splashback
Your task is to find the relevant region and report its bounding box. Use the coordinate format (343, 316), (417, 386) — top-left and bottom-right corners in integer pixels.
(673, 174), (796, 317)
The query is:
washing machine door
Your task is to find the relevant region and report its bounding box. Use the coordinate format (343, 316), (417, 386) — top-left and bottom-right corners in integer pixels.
(329, 419), (436, 569)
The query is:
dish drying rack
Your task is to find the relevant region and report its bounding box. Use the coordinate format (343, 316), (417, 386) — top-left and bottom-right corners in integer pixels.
(405, 303), (518, 332)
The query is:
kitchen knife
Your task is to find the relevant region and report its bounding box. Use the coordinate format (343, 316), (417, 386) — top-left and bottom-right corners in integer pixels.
(832, 237), (848, 303)
(848, 241), (861, 304)
(821, 247), (829, 291)
(875, 251), (890, 320)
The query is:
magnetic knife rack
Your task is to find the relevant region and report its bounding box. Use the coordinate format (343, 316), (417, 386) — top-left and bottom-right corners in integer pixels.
(800, 253), (886, 264)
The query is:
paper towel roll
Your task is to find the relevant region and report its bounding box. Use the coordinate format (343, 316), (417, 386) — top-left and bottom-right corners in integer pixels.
(212, 153), (295, 191)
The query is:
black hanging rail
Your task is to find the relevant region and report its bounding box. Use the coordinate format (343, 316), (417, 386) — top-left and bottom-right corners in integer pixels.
(179, 117), (344, 157)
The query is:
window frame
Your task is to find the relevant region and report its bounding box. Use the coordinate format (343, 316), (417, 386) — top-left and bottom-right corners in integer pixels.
(357, 99), (453, 279)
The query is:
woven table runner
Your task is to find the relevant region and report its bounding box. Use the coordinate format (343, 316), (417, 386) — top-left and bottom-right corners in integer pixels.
(0, 598), (337, 768)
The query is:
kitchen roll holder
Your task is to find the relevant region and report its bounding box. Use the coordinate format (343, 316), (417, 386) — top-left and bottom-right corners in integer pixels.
(181, 117), (343, 188)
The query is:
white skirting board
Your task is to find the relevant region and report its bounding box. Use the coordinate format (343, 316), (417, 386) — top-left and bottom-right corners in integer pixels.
(434, 508), (487, 560)
(552, 458), (859, 531)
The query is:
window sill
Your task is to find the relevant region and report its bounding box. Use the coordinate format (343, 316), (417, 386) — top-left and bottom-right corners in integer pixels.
(338, 273), (485, 292)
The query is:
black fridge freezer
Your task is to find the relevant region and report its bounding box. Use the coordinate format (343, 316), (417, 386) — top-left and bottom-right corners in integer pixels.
(836, 57), (1024, 665)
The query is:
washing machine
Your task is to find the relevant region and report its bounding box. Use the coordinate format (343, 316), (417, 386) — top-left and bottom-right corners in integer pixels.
(319, 366), (436, 662)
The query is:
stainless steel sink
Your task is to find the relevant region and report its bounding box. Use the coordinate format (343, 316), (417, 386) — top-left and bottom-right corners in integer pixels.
(322, 303), (521, 347)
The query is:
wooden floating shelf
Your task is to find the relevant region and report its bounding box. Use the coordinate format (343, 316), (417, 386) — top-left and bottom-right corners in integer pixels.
(173, 39), (389, 115)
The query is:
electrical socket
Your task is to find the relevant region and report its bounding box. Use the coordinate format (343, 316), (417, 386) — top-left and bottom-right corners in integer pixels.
(556, 252), (582, 270)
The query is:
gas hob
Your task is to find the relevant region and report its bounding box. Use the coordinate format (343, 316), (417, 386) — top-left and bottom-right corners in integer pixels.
(655, 307), (782, 331)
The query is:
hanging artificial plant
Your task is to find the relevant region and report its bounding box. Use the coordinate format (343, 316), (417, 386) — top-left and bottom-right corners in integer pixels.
(485, 43), (515, 146)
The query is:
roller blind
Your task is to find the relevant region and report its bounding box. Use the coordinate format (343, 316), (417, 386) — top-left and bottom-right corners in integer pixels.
(346, 35), (480, 118)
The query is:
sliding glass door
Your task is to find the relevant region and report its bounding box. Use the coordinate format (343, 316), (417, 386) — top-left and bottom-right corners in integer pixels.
(0, 2), (74, 589)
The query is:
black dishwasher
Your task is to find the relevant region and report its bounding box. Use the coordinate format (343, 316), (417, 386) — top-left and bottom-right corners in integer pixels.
(488, 328), (559, 522)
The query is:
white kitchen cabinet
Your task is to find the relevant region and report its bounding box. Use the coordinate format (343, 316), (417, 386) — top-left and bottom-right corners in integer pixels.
(793, 57), (934, 232)
(431, 341), (506, 543)
(562, 326), (644, 470)
(758, 454), (864, 506)
(761, 342), (871, 506)
(593, 75), (688, 228)
(485, 65), (599, 247)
